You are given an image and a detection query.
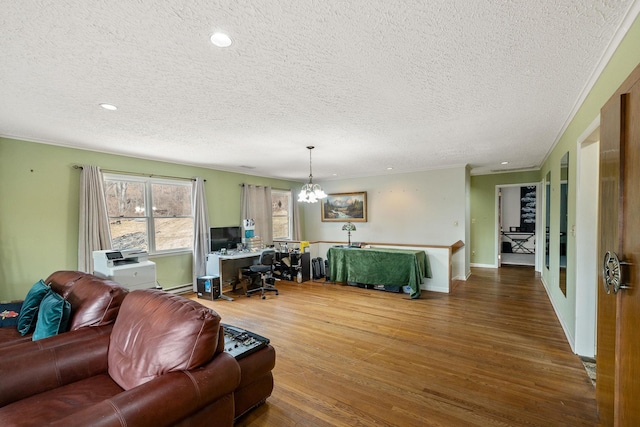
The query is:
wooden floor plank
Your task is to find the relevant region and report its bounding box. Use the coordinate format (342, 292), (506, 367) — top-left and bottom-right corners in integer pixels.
(190, 265), (597, 426)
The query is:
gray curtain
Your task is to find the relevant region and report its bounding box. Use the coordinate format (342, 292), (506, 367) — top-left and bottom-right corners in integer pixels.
(241, 184), (273, 246)
(291, 189), (302, 240)
(192, 177), (210, 291)
(78, 165), (112, 273)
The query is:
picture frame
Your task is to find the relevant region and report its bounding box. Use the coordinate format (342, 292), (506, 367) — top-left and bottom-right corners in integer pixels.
(321, 192), (367, 222)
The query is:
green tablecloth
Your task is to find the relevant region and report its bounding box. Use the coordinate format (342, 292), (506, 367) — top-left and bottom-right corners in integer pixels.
(327, 247), (431, 299)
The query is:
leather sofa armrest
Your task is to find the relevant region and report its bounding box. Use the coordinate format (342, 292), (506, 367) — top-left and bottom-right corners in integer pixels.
(48, 352), (241, 427)
(0, 333), (109, 407)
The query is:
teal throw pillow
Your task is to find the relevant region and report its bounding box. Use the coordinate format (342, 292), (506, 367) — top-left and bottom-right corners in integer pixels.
(17, 279), (50, 336)
(32, 290), (71, 341)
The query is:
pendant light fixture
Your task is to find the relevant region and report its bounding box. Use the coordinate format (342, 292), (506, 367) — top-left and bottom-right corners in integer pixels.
(298, 146), (327, 203)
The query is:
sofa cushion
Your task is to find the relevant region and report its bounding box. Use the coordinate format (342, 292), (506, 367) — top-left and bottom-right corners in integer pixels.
(46, 271), (128, 330)
(0, 373), (123, 424)
(17, 280), (50, 336)
(0, 324), (113, 359)
(0, 324), (25, 346)
(32, 290), (72, 341)
(45, 271), (86, 297)
(108, 289), (221, 390)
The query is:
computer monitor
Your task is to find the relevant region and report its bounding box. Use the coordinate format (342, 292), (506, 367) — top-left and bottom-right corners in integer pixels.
(210, 226), (242, 252)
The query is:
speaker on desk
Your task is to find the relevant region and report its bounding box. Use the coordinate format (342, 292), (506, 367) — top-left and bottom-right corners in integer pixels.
(197, 275), (220, 300)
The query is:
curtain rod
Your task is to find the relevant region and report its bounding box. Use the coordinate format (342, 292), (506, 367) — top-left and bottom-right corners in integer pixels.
(240, 183), (291, 191)
(72, 165), (203, 182)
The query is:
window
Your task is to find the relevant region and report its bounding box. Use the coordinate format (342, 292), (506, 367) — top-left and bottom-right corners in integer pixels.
(272, 189), (292, 240)
(103, 174), (193, 254)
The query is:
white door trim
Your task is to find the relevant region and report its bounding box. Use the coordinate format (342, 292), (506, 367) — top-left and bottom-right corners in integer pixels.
(574, 115), (600, 357)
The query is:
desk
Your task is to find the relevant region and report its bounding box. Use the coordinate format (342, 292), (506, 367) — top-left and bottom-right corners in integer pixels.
(501, 232), (535, 254)
(327, 247), (431, 299)
(206, 251), (261, 300)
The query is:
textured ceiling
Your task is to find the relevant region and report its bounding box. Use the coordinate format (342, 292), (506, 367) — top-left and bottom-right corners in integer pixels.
(0, 1), (637, 180)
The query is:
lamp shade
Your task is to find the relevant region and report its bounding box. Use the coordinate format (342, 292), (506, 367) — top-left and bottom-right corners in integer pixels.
(342, 223), (356, 231)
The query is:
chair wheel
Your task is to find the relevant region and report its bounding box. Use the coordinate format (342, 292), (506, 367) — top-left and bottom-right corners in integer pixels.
(262, 295), (266, 299)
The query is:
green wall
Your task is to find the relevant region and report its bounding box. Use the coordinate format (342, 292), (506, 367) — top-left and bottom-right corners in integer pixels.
(537, 12), (640, 342)
(0, 137), (303, 300)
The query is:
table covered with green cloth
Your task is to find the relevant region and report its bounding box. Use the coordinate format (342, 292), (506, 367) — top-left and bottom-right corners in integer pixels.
(327, 247), (431, 299)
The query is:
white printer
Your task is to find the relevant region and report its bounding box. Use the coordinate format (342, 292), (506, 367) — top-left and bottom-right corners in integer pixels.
(93, 249), (157, 291)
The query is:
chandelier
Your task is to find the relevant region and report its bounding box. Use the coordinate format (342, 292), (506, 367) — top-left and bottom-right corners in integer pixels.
(297, 146), (327, 203)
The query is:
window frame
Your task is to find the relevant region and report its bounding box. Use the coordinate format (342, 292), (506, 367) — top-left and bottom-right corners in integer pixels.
(272, 189), (293, 240)
(103, 173), (194, 255)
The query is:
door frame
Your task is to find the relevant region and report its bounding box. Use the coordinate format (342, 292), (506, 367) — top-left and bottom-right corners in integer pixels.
(494, 182), (542, 271)
(574, 116), (600, 357)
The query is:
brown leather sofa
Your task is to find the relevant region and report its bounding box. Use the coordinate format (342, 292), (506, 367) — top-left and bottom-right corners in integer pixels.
(0, 271), (128, 353)
(0, 289), (241, 426)
(234, 344), (276, 420)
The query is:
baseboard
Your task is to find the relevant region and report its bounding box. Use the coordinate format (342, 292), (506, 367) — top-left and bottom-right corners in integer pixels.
(540, 276), (576, 353)
(470, 263), (497, 268)
(422, 283), (449, 293)
(164, 284), (193, 295)
(452, 270), (470, 282)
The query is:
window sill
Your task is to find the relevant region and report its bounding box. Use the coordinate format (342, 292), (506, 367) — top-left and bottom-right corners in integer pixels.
(149, 250), (192, 259)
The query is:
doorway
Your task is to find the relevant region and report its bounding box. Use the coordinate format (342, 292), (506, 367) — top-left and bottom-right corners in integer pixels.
(496, 183), (540, 268)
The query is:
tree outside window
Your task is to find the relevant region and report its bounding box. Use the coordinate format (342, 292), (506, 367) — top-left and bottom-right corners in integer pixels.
(272, 190), (291, 240)
(104, 174), (193, 254)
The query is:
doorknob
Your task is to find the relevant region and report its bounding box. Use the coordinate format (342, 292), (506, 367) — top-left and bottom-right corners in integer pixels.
(602, 251), (632, 294)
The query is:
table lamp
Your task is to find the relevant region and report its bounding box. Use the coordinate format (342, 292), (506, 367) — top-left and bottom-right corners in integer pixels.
(341, 222), (356, 246)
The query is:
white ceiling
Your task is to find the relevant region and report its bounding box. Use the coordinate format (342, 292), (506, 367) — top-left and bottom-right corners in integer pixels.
(1, 1), (637, 181)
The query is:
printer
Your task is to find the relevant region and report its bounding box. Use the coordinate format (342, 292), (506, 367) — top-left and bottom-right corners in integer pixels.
(93, 249), (157, 291)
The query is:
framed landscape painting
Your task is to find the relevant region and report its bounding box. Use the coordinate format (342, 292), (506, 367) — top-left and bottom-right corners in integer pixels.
(321, 192), (367, 222)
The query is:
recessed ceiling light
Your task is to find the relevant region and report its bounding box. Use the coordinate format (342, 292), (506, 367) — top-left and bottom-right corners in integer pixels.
(99, 103), (118, 111)
(387, 167), (393, 170)
(210, 32), (232, 48)
(501, 161), (509, 165)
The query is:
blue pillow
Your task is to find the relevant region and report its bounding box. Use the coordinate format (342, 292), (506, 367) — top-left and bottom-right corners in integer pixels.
(32, 290), (71, 341)
(17, 279), (50, 336)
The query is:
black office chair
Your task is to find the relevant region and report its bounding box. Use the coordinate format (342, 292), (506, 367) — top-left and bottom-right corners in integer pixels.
(243, 250), (279, 299)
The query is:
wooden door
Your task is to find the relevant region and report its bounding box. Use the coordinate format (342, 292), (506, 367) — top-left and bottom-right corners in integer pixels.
(498, 188), (502, 267)
(597, 63), (640, 426)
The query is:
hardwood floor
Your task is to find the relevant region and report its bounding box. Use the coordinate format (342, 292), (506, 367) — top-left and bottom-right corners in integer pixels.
(190, 266), (597, 426)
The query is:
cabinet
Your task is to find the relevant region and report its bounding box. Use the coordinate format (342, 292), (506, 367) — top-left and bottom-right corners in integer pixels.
(275, 252), (310, 282)
(94, 260), (156, 291)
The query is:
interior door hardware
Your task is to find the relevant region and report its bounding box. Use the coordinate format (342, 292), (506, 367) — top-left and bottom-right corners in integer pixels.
(603, 251), (632, 294)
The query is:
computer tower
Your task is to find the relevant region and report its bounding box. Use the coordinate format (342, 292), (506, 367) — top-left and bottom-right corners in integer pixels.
(197, 275), (220, 300)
